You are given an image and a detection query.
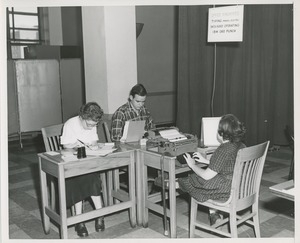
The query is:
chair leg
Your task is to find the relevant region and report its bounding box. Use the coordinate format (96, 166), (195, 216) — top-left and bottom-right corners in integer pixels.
(229, 212), (238, 238)
(189, 198), (197, 238)
(252, 204), (261, 237)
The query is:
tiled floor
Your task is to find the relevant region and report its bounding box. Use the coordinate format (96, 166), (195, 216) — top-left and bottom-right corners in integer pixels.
(7, 137), (295, 239)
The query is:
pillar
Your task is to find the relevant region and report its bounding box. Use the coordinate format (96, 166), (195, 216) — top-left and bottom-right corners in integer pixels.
(81, 6), (137, 115)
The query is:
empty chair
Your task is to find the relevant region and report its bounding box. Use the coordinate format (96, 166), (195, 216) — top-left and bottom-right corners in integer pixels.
(189, 141), (269, 238)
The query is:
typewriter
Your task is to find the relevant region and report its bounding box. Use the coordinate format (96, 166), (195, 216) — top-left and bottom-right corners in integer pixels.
(147, 127), (198, 157)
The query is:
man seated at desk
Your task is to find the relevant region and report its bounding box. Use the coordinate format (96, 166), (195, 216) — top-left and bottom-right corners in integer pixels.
(111, 84), (155, 142)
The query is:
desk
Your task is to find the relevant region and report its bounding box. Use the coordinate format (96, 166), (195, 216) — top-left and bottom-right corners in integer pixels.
(38, 147), (136, 239)
(269, 180), (294, 201)
(136, 147), (206, 238)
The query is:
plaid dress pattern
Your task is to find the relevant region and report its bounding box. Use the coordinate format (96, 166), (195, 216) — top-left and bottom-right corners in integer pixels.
(178, 142), (246, 202)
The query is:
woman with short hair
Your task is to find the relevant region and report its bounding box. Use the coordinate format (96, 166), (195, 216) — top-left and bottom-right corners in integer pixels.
(60, 102), (105, 237)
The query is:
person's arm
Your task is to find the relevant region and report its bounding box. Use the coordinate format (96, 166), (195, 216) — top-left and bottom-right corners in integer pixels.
(63, 142), (79, 149)
(183, 153), (217, 180)
(144, 107), (155, 130)
(61, 121), (80, 149)
(111, 111), (125, 141)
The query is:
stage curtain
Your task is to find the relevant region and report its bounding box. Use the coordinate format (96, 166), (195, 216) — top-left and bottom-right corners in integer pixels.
(176, 5), (293, 146)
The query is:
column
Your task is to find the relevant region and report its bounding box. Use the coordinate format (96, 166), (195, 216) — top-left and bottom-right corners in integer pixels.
(81, 6), (138, 115)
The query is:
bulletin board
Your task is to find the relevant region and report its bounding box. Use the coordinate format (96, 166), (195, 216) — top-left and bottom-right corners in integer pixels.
(15, 60), (62, 132)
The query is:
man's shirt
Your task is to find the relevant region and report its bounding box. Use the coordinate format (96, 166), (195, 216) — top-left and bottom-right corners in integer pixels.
(111, 102), (154, 141)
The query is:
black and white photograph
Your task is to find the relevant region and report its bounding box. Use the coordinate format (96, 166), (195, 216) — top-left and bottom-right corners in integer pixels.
(0, 0), (298, 242)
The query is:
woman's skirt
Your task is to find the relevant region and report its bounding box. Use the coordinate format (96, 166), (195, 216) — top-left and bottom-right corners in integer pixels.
(65, 173), (102, 208)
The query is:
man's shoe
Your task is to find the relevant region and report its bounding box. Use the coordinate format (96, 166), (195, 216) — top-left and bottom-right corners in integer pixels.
(209, 212), (221, 225)
(75, 223), (88, 237)
(95, 217), (105, 232)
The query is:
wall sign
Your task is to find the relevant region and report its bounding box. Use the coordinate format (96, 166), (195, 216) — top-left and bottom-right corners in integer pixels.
(207, 5), (244, 42)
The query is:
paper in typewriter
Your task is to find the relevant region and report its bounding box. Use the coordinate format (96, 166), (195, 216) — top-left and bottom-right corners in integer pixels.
(159, 129), (187, 142)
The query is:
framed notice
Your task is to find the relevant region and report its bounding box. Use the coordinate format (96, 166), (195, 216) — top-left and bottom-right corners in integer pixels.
(207, 5), (244, 42)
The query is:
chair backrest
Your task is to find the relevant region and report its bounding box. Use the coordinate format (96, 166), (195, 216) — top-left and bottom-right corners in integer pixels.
(102, 121), (112, 143)
(41, 124), (64, 152)
(231, 141), (270, 210)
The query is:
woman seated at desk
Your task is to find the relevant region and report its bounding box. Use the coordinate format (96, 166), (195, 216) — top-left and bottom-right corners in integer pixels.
(178, 114), (246, 225)
(60, 102), (105, 237)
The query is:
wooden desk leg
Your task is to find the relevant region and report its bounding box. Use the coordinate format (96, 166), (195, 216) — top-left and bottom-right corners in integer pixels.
(129, 152), (137, 227)
(39, 159), (50, 234)
(168, 161), (177, 238)
(100, 172), (108, 207)
(58, 166), (68, 239)
(135, 150), (143, 226)
(50, 176), (56, 211)
(142, 158), (149, 227)
(107, 170), (113, 206)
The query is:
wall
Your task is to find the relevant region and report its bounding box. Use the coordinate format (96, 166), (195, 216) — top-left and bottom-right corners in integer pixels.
(61, 7), (83, 46)
(48, 7), (63, 45)
(136, 6), (177, 125)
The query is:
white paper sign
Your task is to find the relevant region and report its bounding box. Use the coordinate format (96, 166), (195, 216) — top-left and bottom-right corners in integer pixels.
(208, 5), (244, 42)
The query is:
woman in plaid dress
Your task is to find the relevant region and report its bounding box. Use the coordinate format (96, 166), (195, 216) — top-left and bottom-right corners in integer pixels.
(178, 114), (246, 224)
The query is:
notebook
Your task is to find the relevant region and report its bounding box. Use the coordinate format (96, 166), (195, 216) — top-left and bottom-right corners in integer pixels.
(120, 120), (146, 143)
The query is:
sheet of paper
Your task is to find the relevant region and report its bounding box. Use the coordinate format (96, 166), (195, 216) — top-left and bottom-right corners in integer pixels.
(282, 187), (295, 196)
(86, 144), (117, 156)
(45, 151), (60, 156)
(159, 129), (187, 142)
(98, 143), (115, 150)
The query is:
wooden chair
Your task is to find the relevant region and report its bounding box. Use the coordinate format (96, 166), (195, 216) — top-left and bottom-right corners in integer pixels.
(102, 121), (112, 143)
(284, 125), (294, 180)
(41, 124), (64, 211)
(189, 141), (270, 238)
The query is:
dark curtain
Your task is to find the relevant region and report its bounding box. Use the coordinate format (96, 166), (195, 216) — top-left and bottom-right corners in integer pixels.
(176, 5), (293, 146)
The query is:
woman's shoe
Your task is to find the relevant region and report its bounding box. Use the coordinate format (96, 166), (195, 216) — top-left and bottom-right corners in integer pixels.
(75, 222), (88, 237)
(95, 217), (105, 232)
(209, 213), (221, 225)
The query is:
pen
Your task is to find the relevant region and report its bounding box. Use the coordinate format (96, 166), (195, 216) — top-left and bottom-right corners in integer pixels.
(77, 139), (92, 150)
